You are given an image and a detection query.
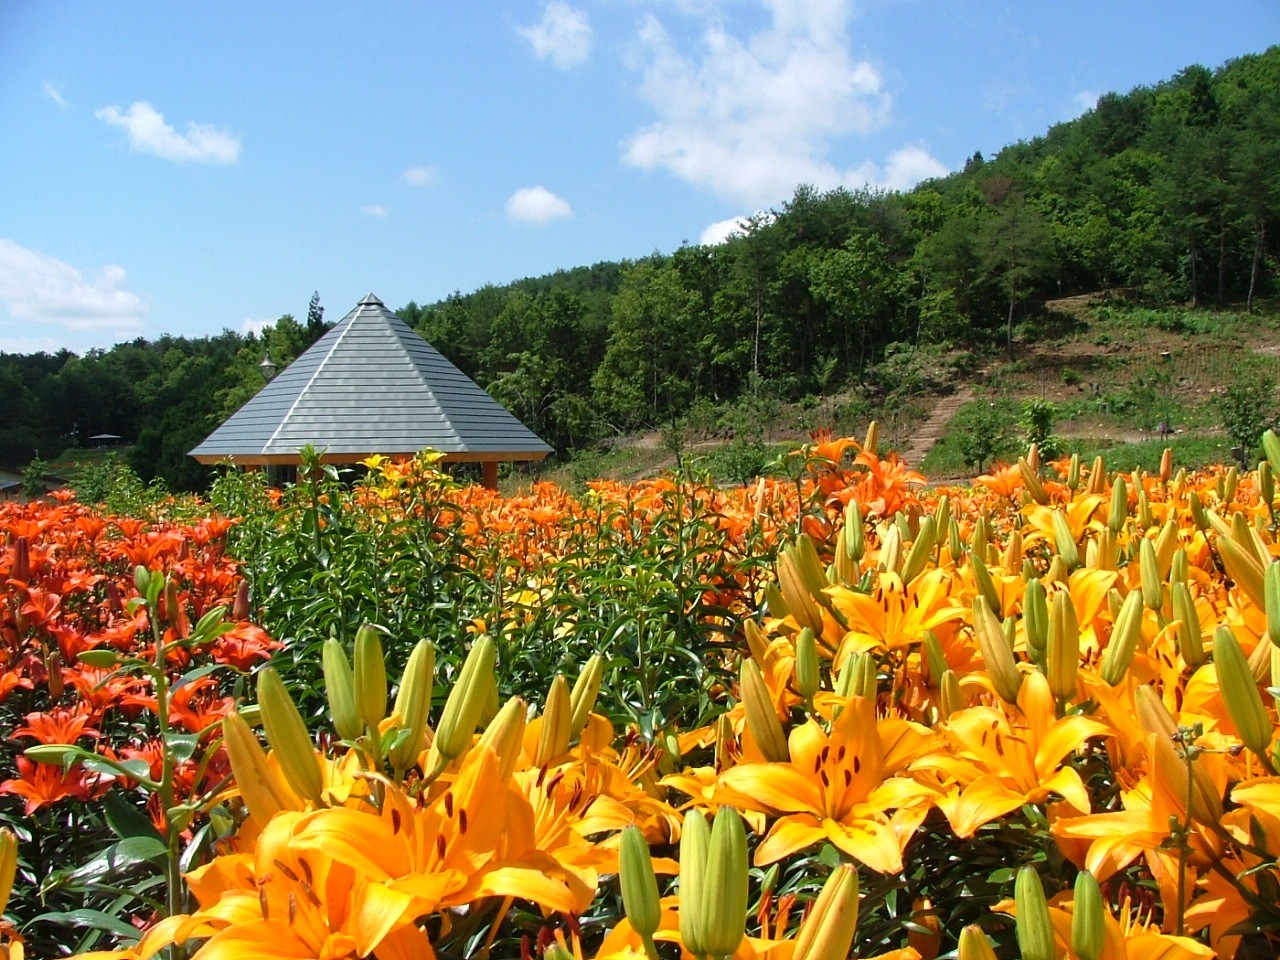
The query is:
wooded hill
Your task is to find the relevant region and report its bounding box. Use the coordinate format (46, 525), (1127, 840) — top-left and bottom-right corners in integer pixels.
(9, 47), (1280, 491)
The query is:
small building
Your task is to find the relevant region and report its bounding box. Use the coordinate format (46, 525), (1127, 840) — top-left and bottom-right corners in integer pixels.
(189, 293), (552, 487)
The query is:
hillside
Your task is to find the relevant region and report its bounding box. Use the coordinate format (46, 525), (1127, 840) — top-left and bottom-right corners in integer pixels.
(526, 295), (1279, 489)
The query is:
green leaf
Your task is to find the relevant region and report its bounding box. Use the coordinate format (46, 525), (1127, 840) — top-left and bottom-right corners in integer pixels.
(82, 756), (154, 782)
(61, 836), (167, 886)
(173, 662), (226, 691)
(103, 790), (163, 842)
(32, 908), (144, 942)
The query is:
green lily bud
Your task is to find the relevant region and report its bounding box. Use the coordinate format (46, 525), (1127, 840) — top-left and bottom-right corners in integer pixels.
(353, 623), (387, 733)
(434, 634), (496, 761)
(795, 627), (820, 702)
(741, 658), (788, 763)
(620, 825), (661, 943)
(388, 639), (435, 773)
(257, 667), (324, 805)
(698, 807), (748, 958)
(1071, 871), (1106, 960)
(1014, 867), (1056, 960)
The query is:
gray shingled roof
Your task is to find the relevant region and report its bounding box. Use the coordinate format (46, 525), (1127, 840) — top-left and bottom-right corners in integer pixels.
(190, 294), (552, 464)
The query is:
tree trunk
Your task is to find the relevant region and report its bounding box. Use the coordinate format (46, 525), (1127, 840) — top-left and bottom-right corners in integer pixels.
(1006, 291), (1016, 362)
(1248, 217), (1265, 314)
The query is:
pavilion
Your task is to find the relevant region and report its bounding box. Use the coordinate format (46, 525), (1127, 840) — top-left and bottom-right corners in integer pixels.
(189, 293), (551, 487)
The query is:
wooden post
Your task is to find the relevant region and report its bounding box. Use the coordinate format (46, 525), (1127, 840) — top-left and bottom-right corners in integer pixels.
(481, 460), (499, 491)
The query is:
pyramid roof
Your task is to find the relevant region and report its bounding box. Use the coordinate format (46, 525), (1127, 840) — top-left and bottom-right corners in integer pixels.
(190, 294), (552, 465)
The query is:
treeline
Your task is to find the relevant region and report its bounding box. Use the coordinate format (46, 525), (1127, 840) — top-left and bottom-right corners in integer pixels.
(3, 297), (330, 491)
(5, 48), (1279, 489)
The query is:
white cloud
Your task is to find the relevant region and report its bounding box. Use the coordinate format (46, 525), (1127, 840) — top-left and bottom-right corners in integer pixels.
(519, 2), (593, 70)
(700, 216), (748, 245)
(95, 101), (240, 164)
(402, 166), (439, 187)
(240, 317), (273, 337)
(622, 0), (891, 207)
(43, 82), (68, 108)
(0, 240), (147, 345)
(848, 145), (950, 192)
(506, 186), (573, 224)
(360, 204), (390, 217)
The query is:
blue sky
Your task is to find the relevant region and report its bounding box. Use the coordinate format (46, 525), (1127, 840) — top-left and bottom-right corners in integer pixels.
(1, 1), (1275, 355)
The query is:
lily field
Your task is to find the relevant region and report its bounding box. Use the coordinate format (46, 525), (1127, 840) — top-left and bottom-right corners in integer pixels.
(2, 433), (1280, 959)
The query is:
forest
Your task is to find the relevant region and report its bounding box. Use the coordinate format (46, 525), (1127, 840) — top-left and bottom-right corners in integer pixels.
(5, 47), (1278, 490)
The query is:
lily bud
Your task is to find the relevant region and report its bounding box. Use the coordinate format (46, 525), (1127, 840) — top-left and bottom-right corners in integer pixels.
(620, 824), (661, 946)
(1071, 871), (1106, 960)
(476, 696), (526, 782)
(0, 828), (16, 917)
(1101, 590), (1144, 686)
(1067, 453), (1081, 492)
(863, 420), (879, 456)
(970, 552), (1002, 620)
(793, 864), (860, 960)
(1014, 866), (1056, 960)
(1187, 490), (1208, 531)
(938, 669), (963, 720)
(1137, 487), (1153, 528)
(844, 500), (865, 563)
(221, 711), (295, 822)
(434, 634), (497, 761)
(678, 810), (710, 955)
(257, 667), (324, 805)
(1160, 446), (1173, 484)
(1086, 455), (1107, 495)
(741, 658), (789, 763)
(1002, 527), (1023, 572)
(388, 639), (436, 772)
(353, 624), (387, 733)
(971, 514), (989, 562)
(974, 596), (1021, 704)
(535, 674), (572, 767)
(1047, 590), (1080, 701)
(568, 653), (604, 738)
(778, 549), (824, 635)
(948, 517), (963, 564)
(934, 496), (951, 538)
(1214, 626), (1273, 762)
(698, 807), (748, 959)
(1263, 428), (1280, 478)
(1023, 578), (1048, 661)
(1051, 509), (1080, 570)
(1224, 465), (1239, 504)
(322, 638), (362, 742)
(900, 517), (936, 586)
(1139, 538), (1162, 613)
(1020, 457), (1049, 505)
(878, 523), (902, 575)
(1266, 562), (1280, 648)
(1260, 460), (1275, 511)
(794, 628), (820, 702)
(1171, 582), (1205, 668)
(1170, 548), (1189, 587)
(957, 924), (998, 960)
(923, 630), (949, 687)
(1108, 476), (1128, 533)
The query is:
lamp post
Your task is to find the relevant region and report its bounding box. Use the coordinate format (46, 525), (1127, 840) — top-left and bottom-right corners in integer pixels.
(259, 354), (278, 382)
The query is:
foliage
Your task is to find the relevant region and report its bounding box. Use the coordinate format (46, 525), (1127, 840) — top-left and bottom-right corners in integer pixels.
(1217, 374), (1279, 461)
(10, 440), (1280, 958)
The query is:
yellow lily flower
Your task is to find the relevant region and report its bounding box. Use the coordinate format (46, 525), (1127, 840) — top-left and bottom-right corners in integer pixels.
(921, 672), (1110, 837)
(829, 569), (966, 661)
(715, 696), (938, 874)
